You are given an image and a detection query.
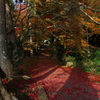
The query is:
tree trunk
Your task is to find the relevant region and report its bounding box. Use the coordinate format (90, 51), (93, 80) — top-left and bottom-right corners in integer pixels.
(0, 0), (14, 75)
(0, 77), (14, 100)
(5, 0), (21, 68)
(5, 0), (17, 44)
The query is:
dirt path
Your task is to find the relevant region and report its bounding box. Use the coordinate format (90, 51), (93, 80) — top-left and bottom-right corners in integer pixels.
(21, 50), (100, 100)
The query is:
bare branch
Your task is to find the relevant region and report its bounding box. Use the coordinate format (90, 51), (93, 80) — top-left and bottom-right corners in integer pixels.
(79, 6), (100, 25)
(70, 0), (100, 25)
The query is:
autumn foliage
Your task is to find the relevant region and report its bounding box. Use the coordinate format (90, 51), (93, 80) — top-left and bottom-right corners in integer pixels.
(12, 0), (100, 53)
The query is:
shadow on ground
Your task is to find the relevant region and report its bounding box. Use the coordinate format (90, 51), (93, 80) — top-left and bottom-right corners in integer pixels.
(53, 67), (99, 100)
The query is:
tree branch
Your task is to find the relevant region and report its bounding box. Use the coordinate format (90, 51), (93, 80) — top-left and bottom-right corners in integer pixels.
(79, 6), (100, 25)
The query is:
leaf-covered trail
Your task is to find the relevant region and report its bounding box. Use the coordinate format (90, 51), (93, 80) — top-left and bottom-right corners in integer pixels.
(20, 50), (100, 100)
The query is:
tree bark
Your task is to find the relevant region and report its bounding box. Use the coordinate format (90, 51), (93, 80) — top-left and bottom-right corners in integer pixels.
(5, 0), (21, 68)
(0, 0), (14, 75)
(5, 0), (17, 44)
(0, 77), (14, 100)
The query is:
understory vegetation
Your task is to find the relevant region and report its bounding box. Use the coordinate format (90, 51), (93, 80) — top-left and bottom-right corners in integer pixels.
(62, 49), (100, 75)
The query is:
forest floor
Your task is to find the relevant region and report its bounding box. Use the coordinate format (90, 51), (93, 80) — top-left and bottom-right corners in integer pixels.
(2, 50), (100, 100)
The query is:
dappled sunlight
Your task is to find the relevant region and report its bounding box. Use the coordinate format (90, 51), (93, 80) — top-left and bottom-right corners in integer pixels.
(2, 50), (100, 100)
(1, 0), (100, 99)
(43, 67), (100, 100)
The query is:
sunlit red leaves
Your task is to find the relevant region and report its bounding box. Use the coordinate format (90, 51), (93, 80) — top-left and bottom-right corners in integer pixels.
(15, 27), (22, 34)
(85, 9), (93, 15)
(43, 65), (100, 99)
(2, 78), (10, 84)
(2, 54), (100, 99)
(61, 66), (74, 72)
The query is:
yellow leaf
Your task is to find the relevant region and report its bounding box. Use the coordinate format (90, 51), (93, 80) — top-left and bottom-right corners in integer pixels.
(45, 18), (51, 21)
(59, 35), (66, 38)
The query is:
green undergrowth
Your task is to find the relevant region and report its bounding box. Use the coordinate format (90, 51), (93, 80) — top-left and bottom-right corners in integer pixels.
(62, 49), (100, 75)
(82, 50), (100, 75)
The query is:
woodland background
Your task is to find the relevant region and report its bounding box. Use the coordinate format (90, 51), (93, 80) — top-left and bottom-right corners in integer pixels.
(0, 0), (100, 99)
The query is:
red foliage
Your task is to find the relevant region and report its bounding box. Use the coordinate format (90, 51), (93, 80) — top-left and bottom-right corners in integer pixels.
(2, 52), (100, 99)
(84, 0), (88, 1)
(15, 27), (22, 31)
(85, 9), (93, 15)
(41, 14), (52, 19)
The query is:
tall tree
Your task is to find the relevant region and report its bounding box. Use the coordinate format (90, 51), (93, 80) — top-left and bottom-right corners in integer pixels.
(6, 0), (16, 44)
(6, 0), (22, 68)
(0, 0), (14, 75)
(0, 1), (16, 99)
